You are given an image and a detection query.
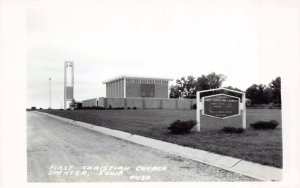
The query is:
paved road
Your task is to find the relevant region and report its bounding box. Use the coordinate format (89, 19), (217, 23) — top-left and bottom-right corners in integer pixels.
(27, 112), (257, 182)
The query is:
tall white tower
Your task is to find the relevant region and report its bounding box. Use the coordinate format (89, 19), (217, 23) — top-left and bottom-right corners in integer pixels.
(64, 61), (74, 109)
(49, 77), (51, 109)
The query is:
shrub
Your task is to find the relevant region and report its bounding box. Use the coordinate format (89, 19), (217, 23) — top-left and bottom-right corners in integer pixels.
(250, 120), (279, 129)
(168, 120), (197, 134)
(221, 127), (244, 134)
(127, 107), (131, 109)
(133, 107), (137, 110)
(192, 104), (197, 109)
(110, 107), (124, 110)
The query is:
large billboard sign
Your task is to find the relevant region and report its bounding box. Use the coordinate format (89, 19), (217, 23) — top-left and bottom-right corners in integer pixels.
(203, 94), (240, 119)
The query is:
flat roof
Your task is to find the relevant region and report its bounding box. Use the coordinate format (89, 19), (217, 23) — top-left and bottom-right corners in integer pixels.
(102, 75), (173, 84)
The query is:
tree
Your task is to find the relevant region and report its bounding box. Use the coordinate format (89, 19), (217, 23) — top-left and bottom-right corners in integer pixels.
(224, 86), (242, 92)
(246, 84), (269, 104)
(169, 72), (227, 98)
(173, 76), (196, 98)
(246, 84), (258, 104)
(257, 84), (269, 104)
(269, 77), (281, 105)
(206, 72), (227, 89)
(169, 85), (181, 98)
(195, 75), (209, 91)
(245, 77), (281, 105)
(194, 72), (226, 91)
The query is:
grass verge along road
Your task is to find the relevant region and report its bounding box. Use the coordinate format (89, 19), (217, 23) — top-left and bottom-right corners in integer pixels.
(42, 109), (282, 168)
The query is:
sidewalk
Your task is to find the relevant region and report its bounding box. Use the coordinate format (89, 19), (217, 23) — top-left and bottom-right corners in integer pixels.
(36, 111), (282, 181)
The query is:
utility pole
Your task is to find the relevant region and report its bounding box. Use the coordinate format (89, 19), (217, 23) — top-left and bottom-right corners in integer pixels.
(49, 77), (52, 109)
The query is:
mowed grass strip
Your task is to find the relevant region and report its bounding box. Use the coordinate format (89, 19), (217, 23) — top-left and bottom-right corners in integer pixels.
(42, 109), (282, 168)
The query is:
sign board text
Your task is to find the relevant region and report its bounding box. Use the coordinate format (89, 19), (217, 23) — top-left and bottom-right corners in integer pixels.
(203, 94), (240, 119)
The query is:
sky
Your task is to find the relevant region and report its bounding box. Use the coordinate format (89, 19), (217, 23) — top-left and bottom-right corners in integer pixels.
(26, 0), (300, 109)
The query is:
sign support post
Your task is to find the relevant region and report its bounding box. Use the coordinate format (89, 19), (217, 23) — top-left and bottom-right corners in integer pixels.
(196, 91), (201, 132)
(242, 93), (247, 129)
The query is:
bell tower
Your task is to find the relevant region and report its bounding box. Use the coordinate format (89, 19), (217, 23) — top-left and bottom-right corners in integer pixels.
(64, 61), (74, 109)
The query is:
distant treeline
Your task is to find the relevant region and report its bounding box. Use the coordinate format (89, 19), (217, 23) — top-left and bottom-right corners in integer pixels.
(169, 72), (281, 105)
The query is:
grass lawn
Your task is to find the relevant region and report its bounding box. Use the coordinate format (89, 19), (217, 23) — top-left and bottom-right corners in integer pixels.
(41, 108), (282, 168)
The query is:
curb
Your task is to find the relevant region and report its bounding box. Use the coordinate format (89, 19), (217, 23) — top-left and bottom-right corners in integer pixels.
(35, 111), (282, 181)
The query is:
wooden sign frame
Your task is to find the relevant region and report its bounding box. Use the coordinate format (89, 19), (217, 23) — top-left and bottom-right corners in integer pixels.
(195, 88), (246, 132)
